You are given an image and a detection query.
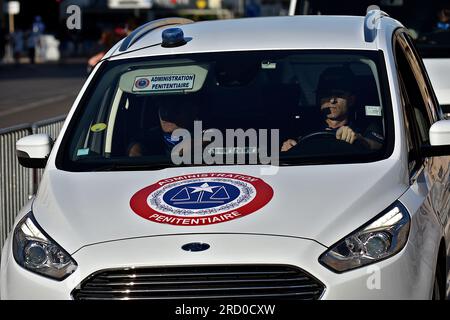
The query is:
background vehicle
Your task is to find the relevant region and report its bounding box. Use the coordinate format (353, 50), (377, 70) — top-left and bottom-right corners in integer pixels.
(289, 0), (450, 117)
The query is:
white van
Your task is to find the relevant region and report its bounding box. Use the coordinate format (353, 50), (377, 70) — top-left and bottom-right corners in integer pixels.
(1, 12), (450, 299)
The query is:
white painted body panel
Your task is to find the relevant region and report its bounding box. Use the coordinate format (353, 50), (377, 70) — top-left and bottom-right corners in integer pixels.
(0, 233), (434, 299)
(104, 16), (379, 62)
(16, 134), (52, 159)
(32, 160), (407, 254)
(430, 120), (450, 146)
(103, 15), (406, 63)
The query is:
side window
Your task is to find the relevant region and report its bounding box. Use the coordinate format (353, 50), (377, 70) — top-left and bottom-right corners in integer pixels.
(394, 32), (432, 147)
(403, 34), (441, 122)
(399, 93), (417, 174)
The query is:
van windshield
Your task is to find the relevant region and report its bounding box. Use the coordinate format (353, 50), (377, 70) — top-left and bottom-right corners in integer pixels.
(56, 50), (393, 172)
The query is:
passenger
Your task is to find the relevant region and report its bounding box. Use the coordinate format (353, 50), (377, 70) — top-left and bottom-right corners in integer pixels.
(435, 4), (450, 31)
(128, 95), (198, 157)
(281, 66), (384, 152)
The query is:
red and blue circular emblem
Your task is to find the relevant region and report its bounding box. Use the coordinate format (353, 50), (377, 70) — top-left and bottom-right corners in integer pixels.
(130, 173), (273, 226)
(135, 78), (150, 89)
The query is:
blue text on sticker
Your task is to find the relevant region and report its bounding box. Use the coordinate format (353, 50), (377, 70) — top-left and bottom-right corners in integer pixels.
(77, 148), (90, 156)
(133, 74), (195, 92)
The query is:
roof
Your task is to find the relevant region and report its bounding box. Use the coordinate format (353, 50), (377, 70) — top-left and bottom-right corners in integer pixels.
(105, 15), (404, 61)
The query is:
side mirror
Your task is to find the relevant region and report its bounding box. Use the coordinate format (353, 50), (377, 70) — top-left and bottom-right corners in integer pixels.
(441, 105), (450, 120)
(421, 120), (450, 157)
(16, 134), (53, 168)
(430, 120), (450, 146)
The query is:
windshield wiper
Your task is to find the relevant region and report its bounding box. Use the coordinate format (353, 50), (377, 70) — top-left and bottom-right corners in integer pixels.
(94, 162), (175, 171)
(279, 153), (378, 166)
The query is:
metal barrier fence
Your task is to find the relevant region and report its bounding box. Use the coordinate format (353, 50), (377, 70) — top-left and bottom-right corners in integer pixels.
(0, 115), (66, 256)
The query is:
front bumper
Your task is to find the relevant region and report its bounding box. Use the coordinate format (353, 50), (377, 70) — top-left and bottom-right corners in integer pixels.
(0, 233), (432, 300)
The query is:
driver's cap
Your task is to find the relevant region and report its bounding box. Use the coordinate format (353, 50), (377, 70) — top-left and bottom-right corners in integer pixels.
(317, 66), (355, 94)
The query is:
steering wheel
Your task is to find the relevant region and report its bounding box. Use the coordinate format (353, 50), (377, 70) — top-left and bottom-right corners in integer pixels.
(286, 130), (366, 155)
(297, 131), (337, 144)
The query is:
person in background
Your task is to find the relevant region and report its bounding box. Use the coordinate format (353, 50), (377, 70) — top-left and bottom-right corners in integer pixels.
(0, 27), (7, 62)
(435, 3), (450, 30)
(87, 27), (129, 73)
(26, 29), (38, 64)
(11, 29), (24, 65)
(245, 0), (261, 17)
(32, 16), (45, 34)
(30, 16), (45, 63)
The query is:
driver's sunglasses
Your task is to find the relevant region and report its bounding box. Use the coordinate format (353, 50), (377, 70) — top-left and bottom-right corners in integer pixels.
(318, 89), (350, 102)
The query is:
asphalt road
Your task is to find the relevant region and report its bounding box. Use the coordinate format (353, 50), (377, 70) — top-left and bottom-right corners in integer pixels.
(0, 62), (87, 129)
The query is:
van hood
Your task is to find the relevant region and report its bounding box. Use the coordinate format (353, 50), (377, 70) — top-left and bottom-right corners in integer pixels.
(33, 159), (408, 254)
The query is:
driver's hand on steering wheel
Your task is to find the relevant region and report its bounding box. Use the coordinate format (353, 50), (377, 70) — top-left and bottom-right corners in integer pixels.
(336, 126), (359, 144)
(281, 139), (297, 152)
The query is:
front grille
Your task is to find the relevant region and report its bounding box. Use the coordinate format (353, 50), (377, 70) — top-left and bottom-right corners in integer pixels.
(72, 265), (324, 300)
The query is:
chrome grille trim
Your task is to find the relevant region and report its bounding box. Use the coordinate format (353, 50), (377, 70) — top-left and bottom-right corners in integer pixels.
(72, 265), (325, 300)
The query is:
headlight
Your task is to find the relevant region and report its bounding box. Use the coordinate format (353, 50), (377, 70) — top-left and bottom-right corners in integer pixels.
(319, 201), (410, 273)
(12, 212), (77, 280)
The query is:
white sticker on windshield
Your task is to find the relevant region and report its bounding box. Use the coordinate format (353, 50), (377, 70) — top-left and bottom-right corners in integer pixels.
(77, 148), (89, 156)
(365, 105), (382, 117)
(207, 147), (258, 155)
(261, 61), (277, 69)
(133, 74), (195, 92)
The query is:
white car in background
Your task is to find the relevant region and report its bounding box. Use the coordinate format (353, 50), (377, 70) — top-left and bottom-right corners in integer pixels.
(290, 0), (450, 114)
(1, 11), (450, 300)
(425, 59), (450, 114)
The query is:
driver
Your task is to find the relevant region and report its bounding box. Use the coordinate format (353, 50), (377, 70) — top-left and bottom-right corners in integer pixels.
(281, 66), (384, 152)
